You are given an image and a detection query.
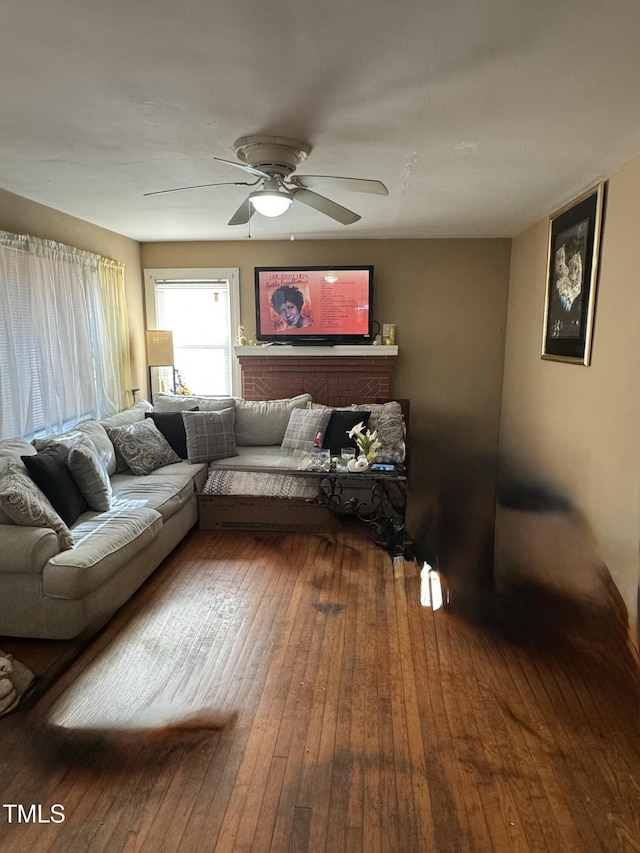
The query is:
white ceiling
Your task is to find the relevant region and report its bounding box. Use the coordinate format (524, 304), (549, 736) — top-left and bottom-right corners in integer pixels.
(3, 0), (640, 242)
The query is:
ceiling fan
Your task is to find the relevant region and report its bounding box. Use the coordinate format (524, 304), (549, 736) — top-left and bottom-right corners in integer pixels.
(144, 135), (388, 226)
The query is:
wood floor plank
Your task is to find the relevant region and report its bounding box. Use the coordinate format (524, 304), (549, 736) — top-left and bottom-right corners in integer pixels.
(303, 536), (352, 853)
(383, 557), (429, 851)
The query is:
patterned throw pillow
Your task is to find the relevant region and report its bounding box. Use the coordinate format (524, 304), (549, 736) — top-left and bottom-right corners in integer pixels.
(100, 401), (155, 473)
(182, 409), (237, 464)
(350, 402), (406, 464)
(0, 440), (37, 525)
(0, 461), (74, 550)
(106, 419), (181, 475)
(22, 447), (88, 525)
(281, 408), (331, 453)
(67, 442), (113, 511)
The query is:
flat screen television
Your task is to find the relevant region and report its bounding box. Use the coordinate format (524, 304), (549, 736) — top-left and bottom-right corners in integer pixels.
(254, 265), (374, 345)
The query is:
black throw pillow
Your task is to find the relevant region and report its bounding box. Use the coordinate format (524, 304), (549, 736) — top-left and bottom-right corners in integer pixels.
(322, 410), (371, 455)
(145, 408), (199, 458)
(21, 447), (88, 526)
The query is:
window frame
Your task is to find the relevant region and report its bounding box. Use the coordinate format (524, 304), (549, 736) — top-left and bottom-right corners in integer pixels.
(144, 267), (241, 397)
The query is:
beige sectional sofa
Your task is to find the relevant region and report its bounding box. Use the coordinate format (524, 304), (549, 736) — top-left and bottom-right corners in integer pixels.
(0, 393), (406, 640)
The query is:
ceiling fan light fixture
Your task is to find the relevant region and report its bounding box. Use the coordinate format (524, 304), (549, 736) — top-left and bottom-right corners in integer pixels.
(249, 189), (293, 217)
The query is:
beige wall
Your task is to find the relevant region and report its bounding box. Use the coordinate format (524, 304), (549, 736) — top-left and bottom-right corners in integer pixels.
(498, 156), (640, 645)
(0, 188), (147, 395)
(141, 238), (511, 567)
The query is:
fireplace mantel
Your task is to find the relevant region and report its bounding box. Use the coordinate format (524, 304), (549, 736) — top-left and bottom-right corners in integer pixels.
(235, 346), (398, 406)
(234, 345), (398, 357)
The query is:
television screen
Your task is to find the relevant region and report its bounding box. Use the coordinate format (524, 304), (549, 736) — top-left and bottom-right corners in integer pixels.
(254, 265), (373, 344)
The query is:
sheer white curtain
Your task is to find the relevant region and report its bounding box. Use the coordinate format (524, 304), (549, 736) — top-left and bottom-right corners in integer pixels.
(97, 257), (132, 414)
(0, 231), (130, 440)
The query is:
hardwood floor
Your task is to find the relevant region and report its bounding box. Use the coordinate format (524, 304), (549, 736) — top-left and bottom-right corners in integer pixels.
(1, 523), (639, 852)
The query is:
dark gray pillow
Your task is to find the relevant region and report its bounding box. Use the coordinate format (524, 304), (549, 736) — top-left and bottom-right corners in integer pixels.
(145, 407), (198, 458)
(182, 409), (237, 463)
(322, 410), (371, 455)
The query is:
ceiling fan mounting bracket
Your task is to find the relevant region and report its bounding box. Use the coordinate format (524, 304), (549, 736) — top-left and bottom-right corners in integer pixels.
(232, 135), (311, 177)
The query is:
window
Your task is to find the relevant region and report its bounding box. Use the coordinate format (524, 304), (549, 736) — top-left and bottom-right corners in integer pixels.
(144, 268), (240, 396)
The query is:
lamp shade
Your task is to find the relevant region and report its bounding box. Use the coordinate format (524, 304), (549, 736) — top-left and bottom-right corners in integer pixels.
(146, 330), (174, 365)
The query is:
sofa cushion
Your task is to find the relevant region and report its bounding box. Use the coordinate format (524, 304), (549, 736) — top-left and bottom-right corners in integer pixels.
(75, 420), (118, 476)
(0, 438), (37, 462)
(144, 409), (197, 458)
(209, 446), (305, 470)
(47, 506), (162, 599)
(100, 400), (154, 428)
(106, 419), (181, 475)
(182, 409), (237, 463)
(100, 401), (154, 472)
(0, 460), (73, 550)
(281, 408), (331, 453)
(153, 393), (236, 413)
(67, 442), (112, 512)
(110, 473), (194, 522)
(322, 410), (371, 455)
(148, 459), (209, 493)
(22, 448), (88, 525)
(235, 394), (312, 446)
(32, 429), (93, 459)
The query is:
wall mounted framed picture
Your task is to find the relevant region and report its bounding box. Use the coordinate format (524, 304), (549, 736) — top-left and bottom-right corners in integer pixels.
(541, 181), (606, 365)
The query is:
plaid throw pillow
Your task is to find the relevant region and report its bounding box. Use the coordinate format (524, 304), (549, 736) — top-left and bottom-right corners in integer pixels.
(281, 408), (331, 453)
(67, 441), (112, 511)
(182, 409), (238, 463)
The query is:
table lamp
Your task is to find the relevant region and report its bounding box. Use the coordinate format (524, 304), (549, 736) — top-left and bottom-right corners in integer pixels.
(146, 330), (175, 400)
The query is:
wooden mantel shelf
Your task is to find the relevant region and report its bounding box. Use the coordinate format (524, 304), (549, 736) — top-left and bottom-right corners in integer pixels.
(234, 345), (398, 357)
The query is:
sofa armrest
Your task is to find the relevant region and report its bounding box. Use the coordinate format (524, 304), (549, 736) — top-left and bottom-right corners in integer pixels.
(0, 525), (61, 575)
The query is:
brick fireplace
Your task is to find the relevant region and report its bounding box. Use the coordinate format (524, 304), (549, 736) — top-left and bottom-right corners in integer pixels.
(235, 345), (398, 407)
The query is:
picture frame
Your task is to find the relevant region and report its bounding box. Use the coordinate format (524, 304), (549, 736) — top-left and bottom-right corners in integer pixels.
(541, 182), (606, 365)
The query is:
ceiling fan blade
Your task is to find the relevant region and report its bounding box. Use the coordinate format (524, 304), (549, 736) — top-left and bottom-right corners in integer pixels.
(214, 157), (271, 180)
(144, 180), (257, 197)
(291, 175), (388, 195)
(227, 197), (255, 226)
(291, 188), (361, 225)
